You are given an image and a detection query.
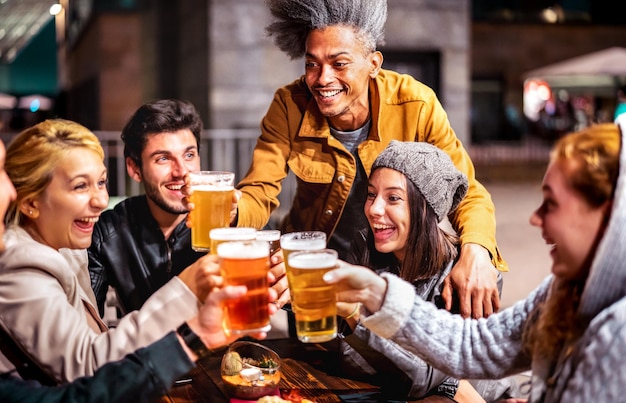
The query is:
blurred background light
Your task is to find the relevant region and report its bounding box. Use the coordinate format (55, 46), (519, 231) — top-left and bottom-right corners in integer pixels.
(50, 4), (63, 16)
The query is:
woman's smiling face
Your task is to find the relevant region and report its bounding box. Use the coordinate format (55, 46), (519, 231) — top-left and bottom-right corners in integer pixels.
(365, 168), (411, 261)
(530, 159), (610, 281)
(27, 147), (109, 250)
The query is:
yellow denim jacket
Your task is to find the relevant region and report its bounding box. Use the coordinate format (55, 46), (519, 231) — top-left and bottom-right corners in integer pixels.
(237, 69), (507, 271)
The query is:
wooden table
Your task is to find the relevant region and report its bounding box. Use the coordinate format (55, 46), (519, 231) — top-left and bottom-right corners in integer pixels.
(159, 337), (380, 402)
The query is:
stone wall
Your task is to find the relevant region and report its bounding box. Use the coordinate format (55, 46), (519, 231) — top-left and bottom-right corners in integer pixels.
(384, 0), (470, 144)
(209, 0), (300, 130)
(66, 13), (142, 130)
(65, 1), (470, 142)
(207, 0), (470, 143)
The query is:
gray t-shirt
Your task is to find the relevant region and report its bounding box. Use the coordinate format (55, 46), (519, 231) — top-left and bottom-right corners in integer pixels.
(327, 120), (371, 259)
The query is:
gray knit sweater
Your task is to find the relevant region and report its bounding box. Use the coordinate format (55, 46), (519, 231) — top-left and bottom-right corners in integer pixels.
(342, 229), (515, 401)
(360, 123), (626, 402)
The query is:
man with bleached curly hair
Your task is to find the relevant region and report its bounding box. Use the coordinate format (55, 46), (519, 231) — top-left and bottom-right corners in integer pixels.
(236, 0), (505, 320)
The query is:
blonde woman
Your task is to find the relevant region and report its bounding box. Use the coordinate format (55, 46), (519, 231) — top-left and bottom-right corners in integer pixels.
(0, 119), (251, 383)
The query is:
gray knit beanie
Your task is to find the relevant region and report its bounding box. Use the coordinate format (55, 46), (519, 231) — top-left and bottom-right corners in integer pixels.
(372, 141), (468, 222)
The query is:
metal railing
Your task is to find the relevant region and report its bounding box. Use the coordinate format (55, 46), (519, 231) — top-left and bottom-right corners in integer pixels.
(96, 129), (264, 196)
(95, 129), (295, 226)
(2, 127), (549, 214)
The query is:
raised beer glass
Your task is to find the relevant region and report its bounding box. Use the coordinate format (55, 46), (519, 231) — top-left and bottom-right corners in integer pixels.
(218, 240), (271, 335)
(285, 249), (338, 343)
(188, 170), (235, 252)
(255, 230), (281, 255)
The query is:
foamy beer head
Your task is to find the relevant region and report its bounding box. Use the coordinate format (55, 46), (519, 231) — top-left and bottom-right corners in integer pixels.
(279, 231), (326, 259)
(287, 248), (338, 271)
(209, 227), (256, 255)
(188, 171), (235, 252)
(217, 240), (271, 334)
(286, 249), (338, 343)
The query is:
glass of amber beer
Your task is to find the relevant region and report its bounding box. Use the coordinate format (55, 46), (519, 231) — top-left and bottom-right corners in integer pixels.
(217, 240), (271, 335)
(285, 249), (338, 343)
(189, 170), (235, 252)
(209, 227), (257, 255)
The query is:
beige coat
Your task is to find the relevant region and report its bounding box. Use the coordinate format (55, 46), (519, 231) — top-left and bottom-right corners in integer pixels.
(0, 226), (198, 382)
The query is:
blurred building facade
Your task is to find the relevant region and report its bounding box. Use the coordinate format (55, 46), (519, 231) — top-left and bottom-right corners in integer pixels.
(471, 1), (626, 143)
(2, 0), (626, 148)
(58, 0), (471, 143)
(53, 0), (626, 143)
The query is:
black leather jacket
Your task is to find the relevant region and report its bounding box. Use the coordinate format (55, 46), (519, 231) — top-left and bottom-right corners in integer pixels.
(88, 196), (205, 316)
(0, 332), (194, 402)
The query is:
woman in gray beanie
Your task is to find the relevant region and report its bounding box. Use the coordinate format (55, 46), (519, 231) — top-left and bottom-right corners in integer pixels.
(338, 140), (516, 401)
(328, 123), (625, 402)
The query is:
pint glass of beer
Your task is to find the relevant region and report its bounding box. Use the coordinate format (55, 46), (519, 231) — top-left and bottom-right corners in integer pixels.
(189, 171), (235, 252)
(256, 230), (281, 255)
(209, 227), (257, 255)
(279, 231), (326, 261)
(285, 249), (338, 343)
(218, 240), (271, 335)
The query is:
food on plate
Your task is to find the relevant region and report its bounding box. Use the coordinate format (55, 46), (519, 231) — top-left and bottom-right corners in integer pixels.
(220, 342), (282, 400)
(222, 351), (243, 376)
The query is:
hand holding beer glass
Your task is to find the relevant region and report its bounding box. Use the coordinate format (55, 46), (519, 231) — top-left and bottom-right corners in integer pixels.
(280, 231), (337, 343)
(218, 240), (272, 335)
(188, 171), (235, 252)
(256, 229), (292, 307)
(285, 249), (338, 343)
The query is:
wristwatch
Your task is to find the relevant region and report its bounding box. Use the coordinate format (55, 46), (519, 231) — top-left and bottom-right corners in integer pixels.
(176, 322), (212, 358)
(433, 378), (459, 400)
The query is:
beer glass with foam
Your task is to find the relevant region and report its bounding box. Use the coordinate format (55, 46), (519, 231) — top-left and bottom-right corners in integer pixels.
(189, 171), (235, 252)
(256, 230), (281, 255)
(209, 227), (257, 255)
(285, 249), (338, 343)
(279, 231), (326, 262)
(217, 240), (271, 335)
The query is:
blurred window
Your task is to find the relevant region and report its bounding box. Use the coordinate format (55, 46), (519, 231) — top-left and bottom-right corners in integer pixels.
(472, 0), (624, 25)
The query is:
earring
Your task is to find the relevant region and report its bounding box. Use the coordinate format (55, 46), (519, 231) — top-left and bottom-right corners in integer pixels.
(28, 210), (33, 215)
